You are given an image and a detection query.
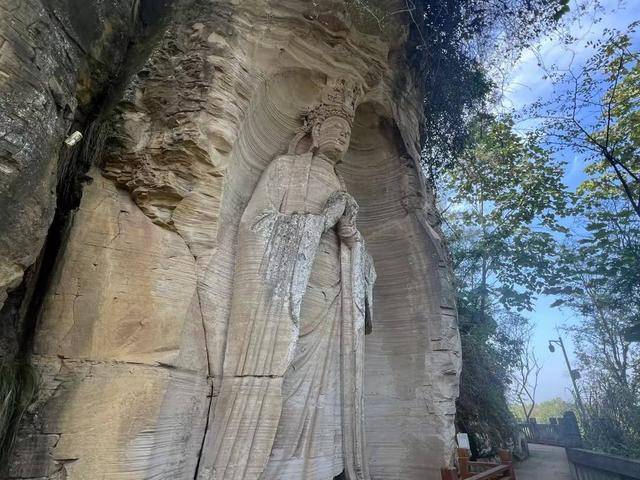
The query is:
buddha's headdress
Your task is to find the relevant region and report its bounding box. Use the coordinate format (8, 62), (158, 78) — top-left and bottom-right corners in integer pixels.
(303, 78), (361, 131)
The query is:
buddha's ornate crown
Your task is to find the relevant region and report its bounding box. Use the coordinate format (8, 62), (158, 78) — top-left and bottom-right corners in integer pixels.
(303, 78), (360, 131)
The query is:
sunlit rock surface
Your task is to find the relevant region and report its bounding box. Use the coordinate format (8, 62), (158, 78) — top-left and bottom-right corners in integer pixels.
(4, 1), (461, 478)
(0, 0), (171, 360)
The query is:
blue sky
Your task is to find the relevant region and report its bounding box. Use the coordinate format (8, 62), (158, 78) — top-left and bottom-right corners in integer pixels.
(500, 0), (640, 402)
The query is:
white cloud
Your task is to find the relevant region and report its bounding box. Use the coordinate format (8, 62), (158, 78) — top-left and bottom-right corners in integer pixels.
(502, 0), (639, 112)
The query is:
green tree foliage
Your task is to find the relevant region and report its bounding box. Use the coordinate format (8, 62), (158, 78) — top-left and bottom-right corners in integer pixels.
(532, 23), (640, 456)
(441, 115), (570, 454)
(407, 0), (571, 181)
(443, 115), (569, 313)
(347, 0), (571, 164)
(456, 307), (523, 455)
(549, 176), (640, 456)
(532, 21), (640, 216)
(437, 9), (640, 458)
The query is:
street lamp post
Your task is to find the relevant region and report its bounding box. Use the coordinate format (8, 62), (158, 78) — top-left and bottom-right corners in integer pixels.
(548, 336), (585, 418)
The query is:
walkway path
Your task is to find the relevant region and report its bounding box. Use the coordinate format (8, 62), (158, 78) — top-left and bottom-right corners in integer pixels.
(515, 443), (573, 480)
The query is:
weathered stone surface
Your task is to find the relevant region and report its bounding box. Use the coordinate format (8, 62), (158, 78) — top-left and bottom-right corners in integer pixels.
(5, 1), (462, 478)
(8, 357), (210, 479)
(6, 171), (211, 477)
(33, 171), (207, 371)
(0, 0), (168, 357)
(339, 103), (460, 478)
(0, 0), (172, 361)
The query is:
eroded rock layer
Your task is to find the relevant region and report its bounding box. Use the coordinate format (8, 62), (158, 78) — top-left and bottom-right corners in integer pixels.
(0, 0), (135, 355)
(6, 1), (461, 478)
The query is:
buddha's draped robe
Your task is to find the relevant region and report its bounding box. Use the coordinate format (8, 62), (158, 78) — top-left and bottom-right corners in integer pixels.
(198, 152), (374, 480)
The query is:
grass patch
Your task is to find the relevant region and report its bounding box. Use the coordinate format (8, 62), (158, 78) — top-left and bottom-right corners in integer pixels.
(0, 361), (38, 466)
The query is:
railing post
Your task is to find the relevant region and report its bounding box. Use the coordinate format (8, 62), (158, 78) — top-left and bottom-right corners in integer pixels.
(441, 468), (458, 480)
(458, 448), (471, 479)
(498, 449), (516, 479)
(561, 410), (583, 448)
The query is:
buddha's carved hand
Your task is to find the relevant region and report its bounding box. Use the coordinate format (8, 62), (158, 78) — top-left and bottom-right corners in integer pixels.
(323, 191), (348, 231)
(324, 192), (361, 246)
(338, 194), (360, 247)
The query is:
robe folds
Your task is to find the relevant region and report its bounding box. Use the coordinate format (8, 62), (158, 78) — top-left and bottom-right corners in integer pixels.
(198, 153), (375, 480)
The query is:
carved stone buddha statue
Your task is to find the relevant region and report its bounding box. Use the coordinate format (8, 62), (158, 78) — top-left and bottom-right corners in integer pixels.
(197, 79), (375, 480)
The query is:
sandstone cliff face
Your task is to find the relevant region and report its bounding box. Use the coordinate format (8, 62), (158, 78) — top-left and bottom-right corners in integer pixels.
(0, 0), (170, 360)
(3, 1), (461, 478)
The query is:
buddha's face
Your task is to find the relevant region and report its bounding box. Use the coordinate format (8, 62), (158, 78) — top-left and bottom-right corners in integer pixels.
(314, 116), (352, 163)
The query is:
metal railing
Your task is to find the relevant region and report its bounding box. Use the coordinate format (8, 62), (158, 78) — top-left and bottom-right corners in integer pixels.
(566, 448), (640, 480)
(517, 411), (582, 448)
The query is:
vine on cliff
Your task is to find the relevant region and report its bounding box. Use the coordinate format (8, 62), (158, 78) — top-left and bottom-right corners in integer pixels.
(406, 0), (570, 184)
